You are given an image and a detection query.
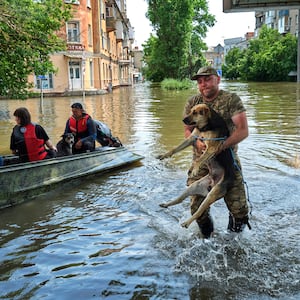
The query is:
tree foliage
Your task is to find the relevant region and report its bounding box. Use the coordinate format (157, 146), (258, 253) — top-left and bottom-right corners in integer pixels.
(0, 0), (72, 99)
(223, 25), (297, 81)
(143, 0), (215, 82)
(222, 47), (244, 79)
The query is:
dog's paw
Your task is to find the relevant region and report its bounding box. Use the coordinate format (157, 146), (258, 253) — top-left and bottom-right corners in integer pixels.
(181, 221), (190, 228)
(191, 169), (199, 177)
(159, 203), (169, 208)
(156, 154), (167, 160)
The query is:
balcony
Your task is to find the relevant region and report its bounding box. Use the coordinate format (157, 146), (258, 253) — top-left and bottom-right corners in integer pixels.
(279, 10), (289, 17)
(128, 27), (135, 41)
(122, 39), (131, 49)
(106, 5), (117, 32)
(278, 22), (291, 34)
(106, 17), (117, 32)
(118, 52), (131, 65)
(119, 58), (131, 65)
(116, 20), (124, 41)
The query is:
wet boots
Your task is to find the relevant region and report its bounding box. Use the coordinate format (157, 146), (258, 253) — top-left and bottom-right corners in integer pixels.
(197, 214), (252, 238)
(227, 214), (252, 232)
(197, 215), (214, 238)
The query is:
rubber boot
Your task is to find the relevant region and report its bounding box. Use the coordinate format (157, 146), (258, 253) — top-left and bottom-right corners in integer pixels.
(197, 215), (214, 238)
(227, 214), (251, 232)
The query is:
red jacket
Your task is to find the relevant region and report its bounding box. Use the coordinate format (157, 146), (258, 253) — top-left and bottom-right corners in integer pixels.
(69, 114), (90, 140)
(24, 123), (47, 161)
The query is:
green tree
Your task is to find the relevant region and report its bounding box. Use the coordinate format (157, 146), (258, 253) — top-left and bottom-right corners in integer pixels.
(188, 0), (215, 77)
(222, 47), (244, 79)
(144, 0), (215, 82)
(142, 34), (164, 81)
(240, 25), (297, 81)
(0, 0), (71, 99)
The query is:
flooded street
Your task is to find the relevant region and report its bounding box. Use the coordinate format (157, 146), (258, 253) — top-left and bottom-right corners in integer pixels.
(0, 81), (299, 300)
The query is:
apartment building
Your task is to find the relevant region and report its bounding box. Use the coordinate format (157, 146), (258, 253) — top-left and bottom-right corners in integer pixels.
(218, 8), (298, 64)
(223, 32), (254, 57)
(255, 8), (299, 38)
(30, 0), (134, 96)
(203, 44), (224, 72)
(131, 46), (144, 83)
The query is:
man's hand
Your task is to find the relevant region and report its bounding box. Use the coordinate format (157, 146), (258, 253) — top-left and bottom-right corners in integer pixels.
(194, 138), (206, 155)
(75, 140), (82, 149)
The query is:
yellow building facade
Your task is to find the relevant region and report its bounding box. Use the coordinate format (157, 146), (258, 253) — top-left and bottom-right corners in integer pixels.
(31, 0), (134, 96)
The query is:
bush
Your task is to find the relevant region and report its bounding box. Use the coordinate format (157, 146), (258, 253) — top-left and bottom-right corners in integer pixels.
(161, 78), (193, 90)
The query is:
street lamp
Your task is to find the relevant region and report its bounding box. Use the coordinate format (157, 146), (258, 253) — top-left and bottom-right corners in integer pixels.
(108, 55), (112, 92)
(82, 52), (86, 100)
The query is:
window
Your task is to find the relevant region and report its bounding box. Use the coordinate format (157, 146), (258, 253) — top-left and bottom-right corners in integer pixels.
(67, 22), (80, 43)
(36, 74), (53, 89)
(106, 7), (114, 17)
(89, 60), (93, 87)
(88, 24), (92, 46)
(64, 0), (80, 4)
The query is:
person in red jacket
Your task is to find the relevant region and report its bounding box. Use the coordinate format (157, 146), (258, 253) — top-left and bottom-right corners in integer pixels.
(64, 103), (96, 154)
(10, 107), (57, 163)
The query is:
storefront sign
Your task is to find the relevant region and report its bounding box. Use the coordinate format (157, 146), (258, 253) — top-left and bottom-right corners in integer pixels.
(67, 44), (85, 51)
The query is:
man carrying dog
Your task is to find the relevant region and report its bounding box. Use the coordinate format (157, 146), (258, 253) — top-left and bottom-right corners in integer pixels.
(64, 103), (96, 154)
(184, 66), (250, 238)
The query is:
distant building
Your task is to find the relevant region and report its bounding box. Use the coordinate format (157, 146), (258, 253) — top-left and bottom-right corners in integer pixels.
(29, 0), (136, 96)
(203, 33), (254, 70)
(224, 32), (254, 56)
(132, 46), (144, 83)
(255, 8), (299, 38)
(203, 44), (224, 71)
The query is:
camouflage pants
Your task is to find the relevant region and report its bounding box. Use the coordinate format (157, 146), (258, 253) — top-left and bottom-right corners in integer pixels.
(187, 154), (249, 226)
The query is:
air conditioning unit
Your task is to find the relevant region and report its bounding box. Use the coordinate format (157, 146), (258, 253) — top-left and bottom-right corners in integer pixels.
(64, 0), (79, 4)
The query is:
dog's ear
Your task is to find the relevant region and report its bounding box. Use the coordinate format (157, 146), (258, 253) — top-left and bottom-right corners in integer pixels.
(204, 106), (211, 118)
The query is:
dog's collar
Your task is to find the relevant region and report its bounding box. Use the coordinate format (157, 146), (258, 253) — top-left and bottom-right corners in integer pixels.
(193, 135), (227, 142)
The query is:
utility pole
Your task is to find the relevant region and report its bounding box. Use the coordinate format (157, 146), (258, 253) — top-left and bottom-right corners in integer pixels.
(298, 9), (300, 82)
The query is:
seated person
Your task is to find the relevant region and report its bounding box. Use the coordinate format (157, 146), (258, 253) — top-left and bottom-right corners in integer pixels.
(10, 107), (57, 163)
(94, 120), (122, 147)
(64, 103), (96, 154)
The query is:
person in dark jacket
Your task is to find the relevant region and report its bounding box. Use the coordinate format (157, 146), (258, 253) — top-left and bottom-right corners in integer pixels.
(64, 103), (96, 154)
(10, 107), (57, 162)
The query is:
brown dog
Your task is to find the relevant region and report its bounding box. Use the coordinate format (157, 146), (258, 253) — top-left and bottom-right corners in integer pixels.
(157, 103), (235, 228)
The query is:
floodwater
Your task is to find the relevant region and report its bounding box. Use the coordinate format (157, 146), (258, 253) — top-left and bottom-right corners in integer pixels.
(0, 81), (299, 300)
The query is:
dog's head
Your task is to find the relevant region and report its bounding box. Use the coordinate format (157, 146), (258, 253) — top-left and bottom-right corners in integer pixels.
(183, 104), (211, 129)
(62, 133), (75, 146)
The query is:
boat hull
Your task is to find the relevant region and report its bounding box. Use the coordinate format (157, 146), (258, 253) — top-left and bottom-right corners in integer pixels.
(0, 147), (143, 209)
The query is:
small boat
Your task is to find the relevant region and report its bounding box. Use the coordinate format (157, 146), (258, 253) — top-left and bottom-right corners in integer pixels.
(0, 147), (144, 209)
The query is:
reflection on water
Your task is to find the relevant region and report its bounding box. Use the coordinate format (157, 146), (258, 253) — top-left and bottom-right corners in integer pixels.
(0, 88), (140, 155)
(0, 82), (299, 300)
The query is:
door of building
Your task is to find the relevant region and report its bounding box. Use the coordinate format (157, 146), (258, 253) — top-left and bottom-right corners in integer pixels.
(69, 61), (82, 90)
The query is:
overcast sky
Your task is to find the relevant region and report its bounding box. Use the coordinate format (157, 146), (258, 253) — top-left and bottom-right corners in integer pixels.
(126, 0), (255, 48)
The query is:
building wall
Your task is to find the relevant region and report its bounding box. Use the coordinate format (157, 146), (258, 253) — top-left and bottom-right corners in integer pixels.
(203, 44), (224, 71)
(30, 0), (135, 96)
(255, 8), (299, 38)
